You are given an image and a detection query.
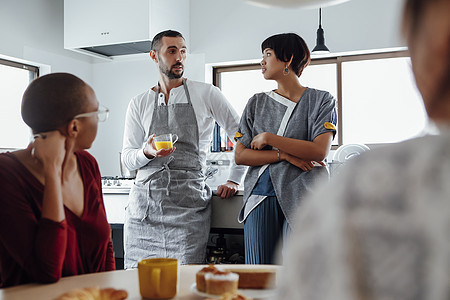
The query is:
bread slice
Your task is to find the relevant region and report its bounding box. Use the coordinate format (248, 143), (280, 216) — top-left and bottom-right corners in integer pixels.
(224, 268), (276, 289)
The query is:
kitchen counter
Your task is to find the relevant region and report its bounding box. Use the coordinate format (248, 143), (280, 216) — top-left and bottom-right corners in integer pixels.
(103, 188), (244, 229)
(102, 186), (244, 196)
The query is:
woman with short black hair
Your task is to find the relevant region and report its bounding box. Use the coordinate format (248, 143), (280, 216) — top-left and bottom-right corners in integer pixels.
(235, 33), (337, 264)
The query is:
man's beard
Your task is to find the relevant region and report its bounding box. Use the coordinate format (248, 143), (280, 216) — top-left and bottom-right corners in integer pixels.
(160, 62), (184, 79)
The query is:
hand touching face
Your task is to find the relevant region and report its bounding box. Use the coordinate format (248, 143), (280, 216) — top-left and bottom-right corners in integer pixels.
(32, 131), (67, 171)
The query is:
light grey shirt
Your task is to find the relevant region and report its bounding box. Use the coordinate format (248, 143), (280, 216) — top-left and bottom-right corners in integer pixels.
(276, 130), (450, 300)
(237, 88), (337, 224)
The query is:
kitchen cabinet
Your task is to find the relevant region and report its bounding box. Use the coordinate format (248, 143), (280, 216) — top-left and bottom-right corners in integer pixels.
(103, 193), (128, 224)
(102, 192), (128, 269)
(208, 195), (244, 264)
(110, 224), (124, 269)
(210, 194), (243, 230)
(64, 0), (189, 58)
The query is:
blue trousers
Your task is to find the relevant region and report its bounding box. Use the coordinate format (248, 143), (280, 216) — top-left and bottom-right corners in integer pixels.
(244, 196), (290, 264)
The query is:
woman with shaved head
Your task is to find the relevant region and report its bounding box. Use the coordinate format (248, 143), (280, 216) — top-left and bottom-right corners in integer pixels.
(0, 73), (114, 287)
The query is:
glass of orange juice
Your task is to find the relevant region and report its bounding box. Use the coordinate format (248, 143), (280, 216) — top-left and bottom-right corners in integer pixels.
(154, 133), (178, 150)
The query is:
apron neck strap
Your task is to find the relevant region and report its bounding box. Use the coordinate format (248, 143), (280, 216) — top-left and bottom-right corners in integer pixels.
(154, 78), (192, 106)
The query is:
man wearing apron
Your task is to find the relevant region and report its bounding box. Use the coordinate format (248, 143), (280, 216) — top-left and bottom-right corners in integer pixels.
(121, 30), (246, 267)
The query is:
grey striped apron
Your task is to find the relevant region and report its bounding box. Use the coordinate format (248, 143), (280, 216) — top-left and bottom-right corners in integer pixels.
(124, 79), (211, 267)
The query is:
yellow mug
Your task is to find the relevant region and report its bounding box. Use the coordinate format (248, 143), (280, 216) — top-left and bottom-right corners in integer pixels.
(154, 133), (178, 150)
(138, 258), (178, 299)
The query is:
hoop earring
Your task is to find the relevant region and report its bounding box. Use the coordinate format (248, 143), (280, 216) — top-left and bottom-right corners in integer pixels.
(283, 66), (290, 76)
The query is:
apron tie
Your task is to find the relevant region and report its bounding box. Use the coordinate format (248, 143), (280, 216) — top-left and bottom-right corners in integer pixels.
(140, 156), (175, 221)
(162, 156), (174, 196)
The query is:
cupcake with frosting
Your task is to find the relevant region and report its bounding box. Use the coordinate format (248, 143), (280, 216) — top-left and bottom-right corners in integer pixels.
(205, 270), (239, 295)
(196, 264), (219, 292)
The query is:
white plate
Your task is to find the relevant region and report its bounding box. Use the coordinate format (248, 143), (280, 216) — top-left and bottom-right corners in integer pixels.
(333, 143), (370, 163)
(190, 283), (277, 299)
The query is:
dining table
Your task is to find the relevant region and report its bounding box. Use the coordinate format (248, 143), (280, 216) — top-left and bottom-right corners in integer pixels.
(0, 264), (281, 300)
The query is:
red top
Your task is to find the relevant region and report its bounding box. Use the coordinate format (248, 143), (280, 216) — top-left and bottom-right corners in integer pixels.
(0, 151), (115, 287)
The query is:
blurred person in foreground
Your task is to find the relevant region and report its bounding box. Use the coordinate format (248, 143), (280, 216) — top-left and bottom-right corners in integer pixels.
(275, 0), (450, 298)
(0, 73), (114, 287)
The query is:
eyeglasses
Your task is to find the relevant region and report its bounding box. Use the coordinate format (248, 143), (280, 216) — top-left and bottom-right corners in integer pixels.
(73, 104), (110, 122)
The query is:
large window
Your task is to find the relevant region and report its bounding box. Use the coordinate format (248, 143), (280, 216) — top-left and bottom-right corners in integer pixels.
(0, 59), (39, 150)
(340, 54), (425, 144)
(213, 50), (427, 148)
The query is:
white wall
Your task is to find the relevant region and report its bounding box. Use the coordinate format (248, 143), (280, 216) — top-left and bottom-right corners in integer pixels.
(0, 0), (407, 177)
(0, 0), (92, 82)
(190, 0), (406, 63)
(90, 57), (156, 177)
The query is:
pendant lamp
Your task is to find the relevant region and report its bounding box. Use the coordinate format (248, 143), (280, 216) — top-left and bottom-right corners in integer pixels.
(312, 8), (330, 54)
(246, 0), (350, 9)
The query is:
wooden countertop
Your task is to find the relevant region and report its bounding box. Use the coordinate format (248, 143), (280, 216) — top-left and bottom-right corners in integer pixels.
(0, 264), (281, 300)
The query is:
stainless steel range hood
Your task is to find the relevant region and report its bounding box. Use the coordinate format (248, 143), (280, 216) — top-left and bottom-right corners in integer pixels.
(77, 41), (152, 58)
(64, 0), (189, 60)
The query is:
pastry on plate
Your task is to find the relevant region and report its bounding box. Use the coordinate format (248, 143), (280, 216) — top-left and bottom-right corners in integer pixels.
(54, 286), (128, 300)
(196, 264), (220, 292)
(224, 268), (276, 289)
(205, 270), (239, 295)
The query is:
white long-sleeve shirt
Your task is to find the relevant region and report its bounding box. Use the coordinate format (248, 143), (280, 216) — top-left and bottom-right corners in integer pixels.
(121, 79), (246, 184)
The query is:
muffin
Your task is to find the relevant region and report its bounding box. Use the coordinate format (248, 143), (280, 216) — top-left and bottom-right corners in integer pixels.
(205, 270), (239, 295)
(196, 264), (219, 292)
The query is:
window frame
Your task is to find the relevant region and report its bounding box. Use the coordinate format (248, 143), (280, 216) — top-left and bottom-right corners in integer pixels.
(0, 57), (39, 151)
(0, 58), (40, 76)
(212, 49), (411, 149)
